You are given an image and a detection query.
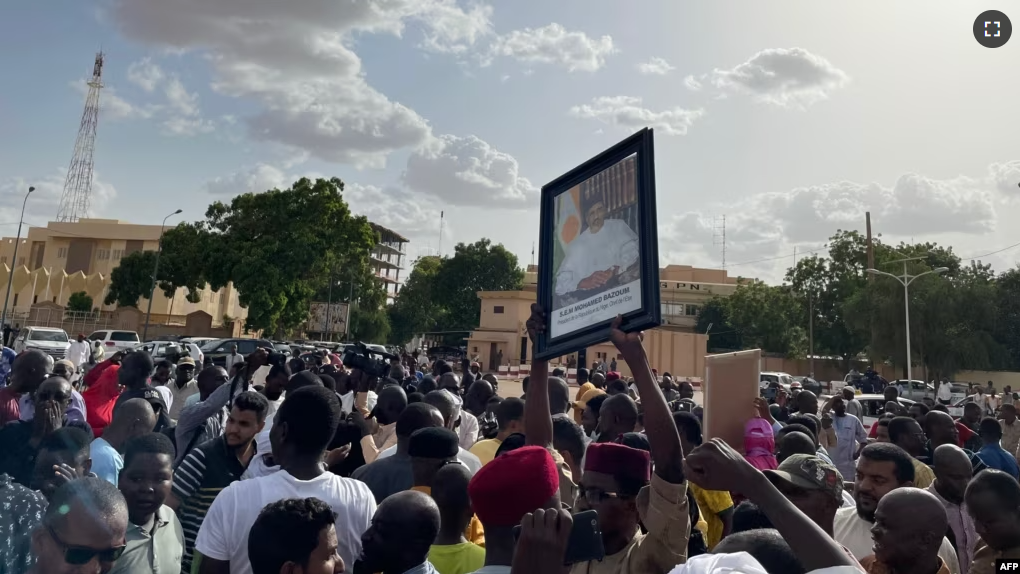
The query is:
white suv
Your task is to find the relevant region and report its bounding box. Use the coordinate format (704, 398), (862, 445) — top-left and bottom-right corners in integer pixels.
(88, 330), (141, 353)
(13, 327), (71, 361)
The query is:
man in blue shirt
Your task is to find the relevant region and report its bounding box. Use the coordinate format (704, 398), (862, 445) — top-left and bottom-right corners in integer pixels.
(976, 417), (1020, 480)
(0, 344), (16, 388)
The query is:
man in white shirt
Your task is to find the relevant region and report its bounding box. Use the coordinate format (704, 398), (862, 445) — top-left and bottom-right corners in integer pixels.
(553, 189), (639, 298)
(937, 380), (954, 406)
(841, 387), (863, 424)
(186, 342), (205, 367)
(168, 357), (199, 422)
(66, 334), (91, 373)
(825, 396), (868, 481)
(224, 344), (244, 372)
(833, 443), (961, 573)
(196, 386), (376, 574)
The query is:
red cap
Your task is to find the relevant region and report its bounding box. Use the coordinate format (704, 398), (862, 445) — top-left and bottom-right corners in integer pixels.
(469, 446), (559, 526)
(584, 442), (651, 482)
(606, 371), (622, 382)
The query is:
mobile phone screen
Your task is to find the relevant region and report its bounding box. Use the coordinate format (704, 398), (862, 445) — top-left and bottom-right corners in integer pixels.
(512, 509), (605, 566)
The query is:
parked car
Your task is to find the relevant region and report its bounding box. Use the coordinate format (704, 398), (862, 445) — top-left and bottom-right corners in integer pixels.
(948, 394), (985, 419)
(13, 327), (71, 360)
(200, 338), (275, 367)
(820, 393), (917, 434)
(889, 379), (935, 401)
(133, 341), (183, 362)
(272, 343), (293, 357)
(760, 371), (794, 391)
(792, 376), (823, 395)
(88, 330), (141, 354)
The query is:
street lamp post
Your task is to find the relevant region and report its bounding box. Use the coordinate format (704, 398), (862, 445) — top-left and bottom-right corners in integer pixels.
(1, 186), (34, 332)
(866, 260), (948, 383)
(142, 209), (182, 342)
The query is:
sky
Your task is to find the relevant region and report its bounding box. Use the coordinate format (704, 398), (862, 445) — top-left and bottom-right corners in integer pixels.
(1, 1), (1018, 284)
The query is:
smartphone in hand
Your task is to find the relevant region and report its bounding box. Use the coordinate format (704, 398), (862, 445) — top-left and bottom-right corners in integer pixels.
(512, 509), (605, 565)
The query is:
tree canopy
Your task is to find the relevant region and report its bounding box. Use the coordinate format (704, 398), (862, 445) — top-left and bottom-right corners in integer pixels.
(105, 250), (158, 308)
(700, 229), (1020, 378)
(67, 291), (93, 313)
(387, 240), (524, 345)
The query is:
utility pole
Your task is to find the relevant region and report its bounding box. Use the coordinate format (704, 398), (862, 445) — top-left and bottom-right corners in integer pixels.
(808, 293), (815, 376)
(866, 212), (875, 367)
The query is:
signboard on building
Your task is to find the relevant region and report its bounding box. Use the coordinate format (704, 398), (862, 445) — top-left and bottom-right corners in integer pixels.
(659, 281), (738, 296)
(306, 302), (349, 335)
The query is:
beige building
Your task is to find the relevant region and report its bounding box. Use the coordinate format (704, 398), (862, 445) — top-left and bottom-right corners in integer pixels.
(0, 218), (246, 328)
(466, 264), (744, 379)
(369, 223), (408, 303)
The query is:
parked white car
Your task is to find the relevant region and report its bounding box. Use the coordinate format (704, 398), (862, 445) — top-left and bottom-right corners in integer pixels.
(133, 340), (183, 361)
(13, 327), (71, 361)
(88, 330), (141, 354)
(760, 371), (794, 391)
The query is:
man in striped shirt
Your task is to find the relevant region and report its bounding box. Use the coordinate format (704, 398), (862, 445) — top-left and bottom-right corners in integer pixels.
(167, 391), (269, 573)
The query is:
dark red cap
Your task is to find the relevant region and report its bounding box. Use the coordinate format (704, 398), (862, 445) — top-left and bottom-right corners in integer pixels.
(468, 446), (559, 526)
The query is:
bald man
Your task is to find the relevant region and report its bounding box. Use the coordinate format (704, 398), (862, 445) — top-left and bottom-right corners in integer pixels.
(360, 385), (407, 464)
(795, 390), (819, 416)
(776, 431), (817, 464)
(547, 376), (571, 416)
(464, 380), (495, 418)
(596, 394), (638, 443)
(91, 398), (158, 486)
(356, 490), (440, 574)
(863, 488), (950, 574)
(929, 444), (975, 573)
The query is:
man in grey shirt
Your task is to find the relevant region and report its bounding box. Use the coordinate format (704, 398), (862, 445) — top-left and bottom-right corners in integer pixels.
(352, 403), (444, 503)
(174, 366), (237, 465)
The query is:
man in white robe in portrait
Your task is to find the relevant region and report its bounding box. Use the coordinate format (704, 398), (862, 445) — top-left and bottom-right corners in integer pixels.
(554, 188), (640, 299)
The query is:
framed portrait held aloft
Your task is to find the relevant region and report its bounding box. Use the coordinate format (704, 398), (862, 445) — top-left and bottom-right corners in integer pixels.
(534, 128), (662, 361)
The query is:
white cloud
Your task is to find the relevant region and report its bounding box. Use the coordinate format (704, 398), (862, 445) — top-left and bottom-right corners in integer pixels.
(403, 134), (538, 206)
(683, 75), (703, 91)
(126, 57), (165, 91)
(71, 79), (156, 121)
(990, 161), (1020, 195)
(162, 117), (216, 136)
(345, 183), (442, 241)
(164, 77), (200, 117)
(660, 165), (1006, 279)
(0, 169), (118, 226)
(637, 57), (674, 75)
(705, 47), (850, 107)
(203, 163), (288, 197)
(487, 23), (616, 72)
(109, 0), (493, 167)
(569, 96), (705, 136)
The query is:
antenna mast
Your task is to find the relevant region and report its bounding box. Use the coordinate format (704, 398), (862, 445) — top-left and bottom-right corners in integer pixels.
(56, 52), (104, 223)
(713, 215), (727, 269)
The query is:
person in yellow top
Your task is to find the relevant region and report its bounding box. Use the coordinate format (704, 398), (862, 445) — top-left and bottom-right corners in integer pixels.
(673, 410), (733, 548)
(427, 463), (486, 574)
(887, 416), (935, 489)
(469, 398), (525, 466)
(409, 426), (485, 546)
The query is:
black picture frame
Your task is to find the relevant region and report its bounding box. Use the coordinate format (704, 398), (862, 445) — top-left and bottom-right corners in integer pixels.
(535, 128), (661, 361)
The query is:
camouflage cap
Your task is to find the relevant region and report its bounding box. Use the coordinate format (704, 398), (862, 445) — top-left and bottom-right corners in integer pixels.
(764, 453), (844, 502)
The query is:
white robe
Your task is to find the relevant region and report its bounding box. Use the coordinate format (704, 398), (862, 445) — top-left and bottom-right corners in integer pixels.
(554, 219), (639, 296)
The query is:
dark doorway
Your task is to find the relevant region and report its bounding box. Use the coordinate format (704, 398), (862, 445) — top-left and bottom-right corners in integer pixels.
(488, 342), (498, 372)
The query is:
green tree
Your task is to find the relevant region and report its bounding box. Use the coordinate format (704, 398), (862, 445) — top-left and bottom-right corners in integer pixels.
(432, 239), (525, 334)
(724, 281), (806, 357)
(104, 250), (158, 308)
(996, 267), (1020, 370)
(387, 256), (446, 345)
(694, 297), (743, 351)
(785, 230), (871, 370)
(67, 291), (93, 313)
(197, 177), (378, 334)
(158, 223), (212, 303)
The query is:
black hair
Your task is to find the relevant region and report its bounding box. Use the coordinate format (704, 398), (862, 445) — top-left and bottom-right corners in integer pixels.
(887, 416), (920, 444)
(910, 402), (931, 416)
(432, 462), (473, 527)
(418, 376), (438, 395)
(267, 352), (287, 368)
(233, 390), (271, 422)
(38, 426), (91, 463)
(607, 380), (629, 395)
(877, 418), (892, 428)
(268, 364), (291, 380)
(714, 529), (805, 574)
(776, 423), (817, 444)
(248, 498), (338, 574)
(932, 403), (949, 413)
(776, 432), (816, 461)
(289, 370), (323, 392)
(119, 351), (155, 389)
(521, 375), (530, 395)
(967, 468), (1020, 507)
(288, 357), (306, 373)
(586, 394), (609, 417)
(396, 403), (444, 439)
(494, 433), (527, 457)
(277, 386), (342, 455)
(551, 367), (566, 378)
(407, 392), (424, 404)
(786, 415), (819, 438)
(859, 443), (915, 484)
(436, 361), (453, 375)
(155, 359), (174, 371)
(576, 368), (589, 382)
(123, 432), (176, 468)
(672, 411), (703, 446)
(319, 374), (337, 392)
(732, 501), (774, 533)
(964, 402), (982, 413)
(44, 476), (126, 527)
(551, 414), (586, 464)
(495, 398), (525, 431)
(423, 391), (455, 425)
(979, 417), (1004, 440)
(548, 377), (571, 415)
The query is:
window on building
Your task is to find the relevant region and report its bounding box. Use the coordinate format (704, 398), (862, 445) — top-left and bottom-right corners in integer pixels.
(57, 247), (68, 259)
(32, 295), (38, 304)
(685, 305), (700, 316)
(1, 256), (6, 264)
(661, 302), (684, 317)
(113, 249), (123, 260)
(493, 306), (505, 314)
(16, 257), (24, 266)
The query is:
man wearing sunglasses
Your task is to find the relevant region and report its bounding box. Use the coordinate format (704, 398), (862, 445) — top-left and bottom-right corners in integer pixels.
(29, 476), (128, 574)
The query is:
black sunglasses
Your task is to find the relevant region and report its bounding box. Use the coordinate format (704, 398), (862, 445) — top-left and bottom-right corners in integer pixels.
(47, 525), (126, 565)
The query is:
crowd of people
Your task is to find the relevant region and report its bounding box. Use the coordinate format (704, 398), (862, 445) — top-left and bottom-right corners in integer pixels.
(0, 305), (1019, 574)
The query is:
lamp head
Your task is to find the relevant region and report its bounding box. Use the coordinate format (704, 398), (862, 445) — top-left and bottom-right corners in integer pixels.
(934, 267), (949, 274)
(866, 268), (878, 274)
(28, 187), (35, 193)
(173, 209), (182, 215)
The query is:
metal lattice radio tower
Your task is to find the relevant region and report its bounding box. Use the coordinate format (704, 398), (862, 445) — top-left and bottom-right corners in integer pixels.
(56, 52), (104, 223)
(713, 215), (727, 269)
